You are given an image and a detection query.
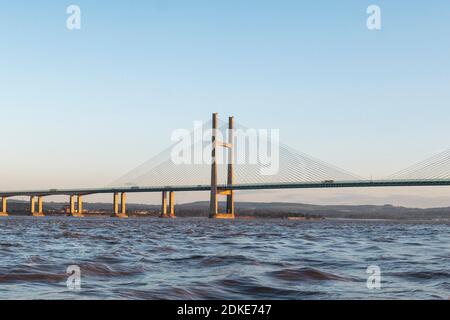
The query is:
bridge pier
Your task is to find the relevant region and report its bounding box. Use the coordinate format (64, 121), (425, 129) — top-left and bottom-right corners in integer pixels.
(0, 197), (8, 217)
(70, 195), (84, 217)
(169, 191), (175, 218)
(77, 195), (84, 217)
(30, 196), (35, 215)
(37, 196), (45, 216)
(69, 195), (76, 216)
(161, 191), (168, 217)
(113, 192), (119, 217)
(161, 191), (175, 218)
(209, 113), (235, 219)
(31, 196), (45, 217)
(113, 192), (128, 218)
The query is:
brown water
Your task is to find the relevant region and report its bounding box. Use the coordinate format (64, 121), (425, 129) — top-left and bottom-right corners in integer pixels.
(0, 217), (449, 299)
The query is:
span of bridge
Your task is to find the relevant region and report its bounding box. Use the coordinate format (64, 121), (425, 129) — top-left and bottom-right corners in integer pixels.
(1, 179), (450, 198)
(1, 113), (449, 218)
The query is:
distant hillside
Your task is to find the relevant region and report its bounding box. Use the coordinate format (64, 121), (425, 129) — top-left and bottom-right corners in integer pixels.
(4, 200), (450, 220)
(175, 201), (450, 220)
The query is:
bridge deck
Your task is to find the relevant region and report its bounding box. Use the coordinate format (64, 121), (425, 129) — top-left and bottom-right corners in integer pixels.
(1, 179), (450, 197)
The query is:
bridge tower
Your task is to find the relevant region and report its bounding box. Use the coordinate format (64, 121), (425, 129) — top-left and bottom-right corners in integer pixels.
(209, 113), (235, 219)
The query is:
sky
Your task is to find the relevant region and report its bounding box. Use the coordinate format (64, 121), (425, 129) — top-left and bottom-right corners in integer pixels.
(1, 1), (450, 207)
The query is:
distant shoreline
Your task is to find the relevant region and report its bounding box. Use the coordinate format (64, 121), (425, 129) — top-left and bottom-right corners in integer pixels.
(2, 212), (450, 223)
(3, 200), (450, 221)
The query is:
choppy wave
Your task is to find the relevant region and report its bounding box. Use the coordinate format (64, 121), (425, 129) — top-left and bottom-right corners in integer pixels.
(268, 267), (356, 282)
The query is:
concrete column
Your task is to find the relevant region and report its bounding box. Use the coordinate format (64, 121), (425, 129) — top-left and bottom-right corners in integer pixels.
(209, 113), (219, 218)
(111, 192), (119, 217)
(120, 192), (127, 216)
(76, 195), (84, 217)
(30, 196), (36, 214)
(2, 197), (6, 213)
(38, 196), (43, 214)
(113, 192), (119, 216)
(70, 195), (76, 215)
(169, 191), (175, 218)
(0, 197), (7, 216)
(161, 191), (168, 217)
(227, 116), (235, 216)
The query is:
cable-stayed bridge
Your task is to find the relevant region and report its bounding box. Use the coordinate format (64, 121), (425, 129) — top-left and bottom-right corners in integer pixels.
(1, 113), (449, 218)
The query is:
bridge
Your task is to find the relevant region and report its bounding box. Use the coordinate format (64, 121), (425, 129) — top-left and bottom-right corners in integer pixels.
(1, 113), (449, 218)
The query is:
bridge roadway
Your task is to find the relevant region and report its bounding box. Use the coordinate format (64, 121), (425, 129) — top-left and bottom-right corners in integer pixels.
(1, 179), (450, 197)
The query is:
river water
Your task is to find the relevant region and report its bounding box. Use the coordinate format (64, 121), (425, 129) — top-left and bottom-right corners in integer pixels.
(0, 217), (449, 299)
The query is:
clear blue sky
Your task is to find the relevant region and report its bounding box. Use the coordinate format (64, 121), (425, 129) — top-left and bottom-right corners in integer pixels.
(1, 1), (449, 206)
